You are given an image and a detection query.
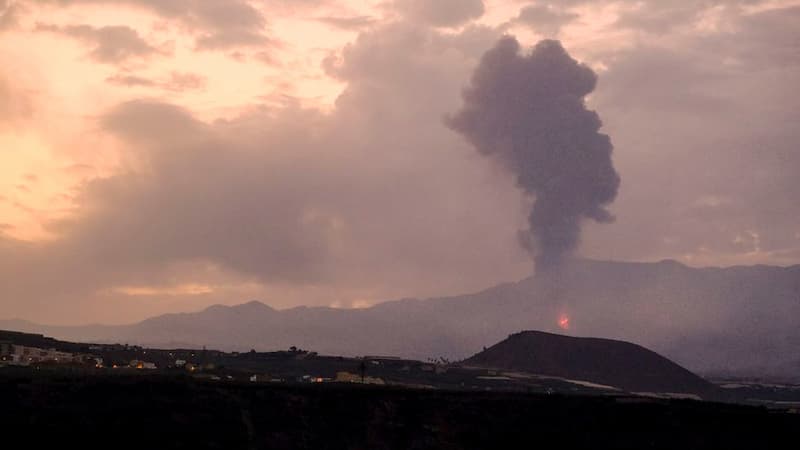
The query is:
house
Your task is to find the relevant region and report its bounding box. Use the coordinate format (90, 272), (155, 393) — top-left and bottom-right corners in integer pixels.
(130, 360), (157, 369)
(6, 345), (75, 363)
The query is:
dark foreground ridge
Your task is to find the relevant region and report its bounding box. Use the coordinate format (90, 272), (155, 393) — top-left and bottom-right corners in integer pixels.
(1, 369), (798, 450)
(465, 330), (713, 394)
(3, 329), (800, 448)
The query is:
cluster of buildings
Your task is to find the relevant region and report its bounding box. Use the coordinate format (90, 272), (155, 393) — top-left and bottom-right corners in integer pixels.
(0, 342), (199, 371)
(0, 341), (98, 366)
(1, 334), (397, 387)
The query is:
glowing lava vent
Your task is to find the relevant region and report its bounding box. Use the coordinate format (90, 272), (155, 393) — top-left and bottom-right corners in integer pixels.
(558, 314), (570, 330)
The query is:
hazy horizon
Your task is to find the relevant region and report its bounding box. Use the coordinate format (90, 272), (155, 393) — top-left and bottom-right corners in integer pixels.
(3, 256), (797, 327)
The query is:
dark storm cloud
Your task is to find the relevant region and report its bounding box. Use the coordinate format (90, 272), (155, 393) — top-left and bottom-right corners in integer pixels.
(448, 37), (620, 269)
(36, 23), (162, 63)
(393, 0), (485, 27)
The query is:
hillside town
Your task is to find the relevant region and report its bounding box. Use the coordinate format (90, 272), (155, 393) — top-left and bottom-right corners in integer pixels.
(0, 329), (463, 389)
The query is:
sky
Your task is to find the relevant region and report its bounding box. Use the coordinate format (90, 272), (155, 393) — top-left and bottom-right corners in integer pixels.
(1, 0), (799, 324)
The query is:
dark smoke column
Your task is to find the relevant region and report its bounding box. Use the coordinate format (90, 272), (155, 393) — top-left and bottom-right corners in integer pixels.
(447, 37), (620, 269)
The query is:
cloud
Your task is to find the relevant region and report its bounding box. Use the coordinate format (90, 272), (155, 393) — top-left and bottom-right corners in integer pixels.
(0, 21), (533, 323)
(580, 5), (800, 265)
(195, 29), (276, 51)
(0, 74), (32, 124)
(314, 15), (376, 31)
(162, 72), (206, 91)
(613, 1), (711, 34)
(0, 0), (22, 31)
(393, 0), (485, 27)
(62, 106), (334, 283)
(104, 74), (157, 88)
(262, 0), (339, 13)
(106, 71), (207, 91)
(99, 100), (208, 146)
(36, 23), (162, 63)
(448, 37), (620, 269)
(42, 0), (275, 50)
(512, 4), (579, 36)
(709, 5), (800, 66)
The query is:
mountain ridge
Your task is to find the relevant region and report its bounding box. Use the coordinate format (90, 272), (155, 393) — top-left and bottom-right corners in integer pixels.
(2, 259), (799, 378)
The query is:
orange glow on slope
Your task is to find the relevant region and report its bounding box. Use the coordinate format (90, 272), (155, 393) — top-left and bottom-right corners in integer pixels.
(558, 314), (570, 330)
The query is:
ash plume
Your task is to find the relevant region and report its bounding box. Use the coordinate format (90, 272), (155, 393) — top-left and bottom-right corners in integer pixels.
(447, 37), (620, 269)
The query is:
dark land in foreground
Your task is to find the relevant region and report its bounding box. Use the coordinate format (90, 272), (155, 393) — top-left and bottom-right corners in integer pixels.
(4, 328), (800, 405)
(1, 369), (799, 450)
(3, 328), (800, 448)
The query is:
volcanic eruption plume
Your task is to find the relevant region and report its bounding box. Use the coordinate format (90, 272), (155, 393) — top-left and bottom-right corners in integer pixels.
(447, 37), (620, 270)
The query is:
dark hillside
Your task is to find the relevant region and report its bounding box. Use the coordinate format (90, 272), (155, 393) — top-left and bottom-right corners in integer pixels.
(465, 330), (713, 394)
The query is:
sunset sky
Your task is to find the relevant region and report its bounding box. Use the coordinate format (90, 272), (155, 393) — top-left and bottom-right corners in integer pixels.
(1, 0), (799, 324)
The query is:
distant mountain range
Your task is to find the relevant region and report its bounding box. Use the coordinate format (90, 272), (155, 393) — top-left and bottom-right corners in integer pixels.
(3, 259), (799, 378)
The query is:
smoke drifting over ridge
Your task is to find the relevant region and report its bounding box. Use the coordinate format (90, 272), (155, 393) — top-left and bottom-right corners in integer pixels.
(447, 37), (620, 269)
